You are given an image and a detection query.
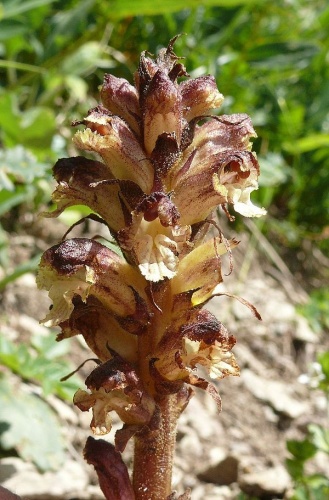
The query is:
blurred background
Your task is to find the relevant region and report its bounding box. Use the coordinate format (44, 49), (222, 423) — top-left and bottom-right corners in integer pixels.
(0, 1), (328, 499)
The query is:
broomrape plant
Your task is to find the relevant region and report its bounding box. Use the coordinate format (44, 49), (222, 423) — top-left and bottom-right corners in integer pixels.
(37, 37), (265, 499)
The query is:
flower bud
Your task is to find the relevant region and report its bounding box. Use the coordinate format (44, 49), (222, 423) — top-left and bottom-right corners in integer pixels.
(101, 74), (141, 134)
(180, 75), (224, 121)
(73, 106), (153, 193)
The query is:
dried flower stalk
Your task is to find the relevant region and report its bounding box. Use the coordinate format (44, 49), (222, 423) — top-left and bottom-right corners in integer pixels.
(37, 36), (265, 499)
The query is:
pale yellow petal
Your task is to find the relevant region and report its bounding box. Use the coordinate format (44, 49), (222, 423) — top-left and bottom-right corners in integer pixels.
(172, 237), (239, 305)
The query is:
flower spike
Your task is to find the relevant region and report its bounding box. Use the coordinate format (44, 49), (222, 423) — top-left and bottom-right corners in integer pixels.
(37, 38), (266, 499)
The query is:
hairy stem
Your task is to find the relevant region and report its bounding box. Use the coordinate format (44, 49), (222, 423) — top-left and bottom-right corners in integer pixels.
(133, 393), (180, 499)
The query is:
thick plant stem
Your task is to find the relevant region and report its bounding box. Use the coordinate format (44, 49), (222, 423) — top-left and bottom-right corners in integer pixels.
(133, 393), (180, 500)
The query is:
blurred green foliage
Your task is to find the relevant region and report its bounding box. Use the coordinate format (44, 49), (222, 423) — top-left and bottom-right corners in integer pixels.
(1, 0), (329, 257)
(286, 352), (329, 499)
(0, 376), (66, 470)
(0, 333), (81, 470)
(0, 334), (81, 400)
(298, 288), (329, 334)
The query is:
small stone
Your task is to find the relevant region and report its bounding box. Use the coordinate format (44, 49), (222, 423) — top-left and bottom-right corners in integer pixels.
(47, 395), (79, 425)
(294, 315), (317, 343)
(239, 464), (291, 497)
(0, 457), (29, 483)
(172, 466), (184, 489)
(178, 431), (202, 463)
(192, 483), (237, 500)
(180, 395), (225, 440)
(242, 369), (308, 419)
(13, 314), (49, 337)
(197, 448), (239, 485)
(15, 273), (36, 288)
(2, 458), (89, 498)
(85, 485), (105, 499)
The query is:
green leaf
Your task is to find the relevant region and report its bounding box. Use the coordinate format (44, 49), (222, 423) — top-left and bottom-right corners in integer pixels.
(258, 153), (291, 187)
(298, 290), (329, 334)
(0, 93), (56, 153)
(63, 75), (89, 101)
(289, 485), (311, 500)
(296, 475), (329, 500)
(31, 333), (69, 360)
(279, 104), (305, 140)
(0, 185), (34, 217)
(57, 204), (96, 226)
(0, 169), (15, 191)
(51, 0), (95, 36)
(248, 42), (318, 69)
(0, 20), (29, 41)
(1, 0), (56, 19)
(318, 351), (329, 380)
(0, 59), (47, 73)
(285, 457), (304, 480)
(0, 337), (22, 372)
(0, 335), (80, 400)
(305, 473), (329, 490)
(107, 0), (257, 18)
(0, 337), (37, 378)
(309, 424), (329, 454)
(0, 377), (65, 471)
(0, 146), (50, 187)
(0, 253), (41, 290)
(17, 107), (56, 150)
(60, 41), (112, 76)
(0, 92), (20, 142)
(283, 134), (329, 154)
(287, 438), (317, 461)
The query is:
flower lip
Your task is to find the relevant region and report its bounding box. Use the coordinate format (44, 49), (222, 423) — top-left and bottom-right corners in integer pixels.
(180, 309), (225, 345)
(153, 311), (239, 386)
(74, 352), (157, 436)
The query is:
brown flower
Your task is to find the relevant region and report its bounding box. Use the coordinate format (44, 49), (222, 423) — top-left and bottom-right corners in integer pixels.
(37, 238), (149, 328)
(74, 354), (156, 435)
(54, 38), (264, 281)
(37, 39), (264, 447)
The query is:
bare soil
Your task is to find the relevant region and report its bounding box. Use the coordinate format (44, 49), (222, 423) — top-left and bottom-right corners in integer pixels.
(1, 213), (328, 499)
